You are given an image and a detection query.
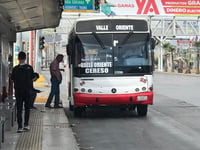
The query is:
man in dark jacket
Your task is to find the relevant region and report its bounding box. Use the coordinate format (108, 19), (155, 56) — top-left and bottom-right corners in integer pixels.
(11, 51), (35, 133)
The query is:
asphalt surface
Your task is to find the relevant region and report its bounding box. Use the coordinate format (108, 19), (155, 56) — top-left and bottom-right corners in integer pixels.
(65, 71), (200, 150)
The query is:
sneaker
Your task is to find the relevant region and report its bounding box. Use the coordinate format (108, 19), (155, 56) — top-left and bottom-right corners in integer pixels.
(23, 126), (30, 131)
(45, 105), (53, 108)
(54, 105), (63, 108)
(17, 128), (23, 133)
(30, 106), (37, 110)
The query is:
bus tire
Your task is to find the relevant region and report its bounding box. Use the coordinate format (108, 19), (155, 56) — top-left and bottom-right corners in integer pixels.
(137, 104), (148, 117)
(74, 107), (83, 117)
(69, 101), (73, 111)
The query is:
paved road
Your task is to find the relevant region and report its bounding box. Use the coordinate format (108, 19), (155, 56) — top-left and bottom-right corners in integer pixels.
(154, 72), (200, 106)
(65, 72), (200, 150)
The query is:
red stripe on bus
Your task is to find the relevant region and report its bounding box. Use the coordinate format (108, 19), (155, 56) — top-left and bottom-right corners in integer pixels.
(73, 92), (153, 106)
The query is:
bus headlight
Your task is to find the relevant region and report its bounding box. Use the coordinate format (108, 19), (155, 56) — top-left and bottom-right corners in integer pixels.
(88, 89), (92, 93)
(135, 88), (139, 92)
(142, 87), (146, 91)
(81, 88), (86, 92)
(137, 96), (147, 101)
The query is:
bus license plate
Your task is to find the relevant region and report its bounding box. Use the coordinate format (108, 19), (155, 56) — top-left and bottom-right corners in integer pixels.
(137, 96), (147, 101)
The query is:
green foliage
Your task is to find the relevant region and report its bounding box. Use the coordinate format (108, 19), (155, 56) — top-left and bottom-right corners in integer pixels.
(154, 57), (158, 65)
(193, 41), (200, 49)
(162, 42), (176, 53)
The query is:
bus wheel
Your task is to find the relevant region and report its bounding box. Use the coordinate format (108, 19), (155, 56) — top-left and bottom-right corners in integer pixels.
(137, 104), (148, 117)
(69, 101), (74, 111)
(74, 107), (83, 117)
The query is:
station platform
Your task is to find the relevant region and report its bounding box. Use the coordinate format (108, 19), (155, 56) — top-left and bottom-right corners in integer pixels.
(0, 71), (79, 150)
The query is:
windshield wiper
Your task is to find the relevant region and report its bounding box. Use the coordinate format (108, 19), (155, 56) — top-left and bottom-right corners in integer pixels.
(92, 32), (105, 49)
(120, 31), (133, 46)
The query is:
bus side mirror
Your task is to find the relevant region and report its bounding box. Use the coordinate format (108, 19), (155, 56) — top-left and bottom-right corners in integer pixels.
(66, 44), (71, 56)
(151, 38), (156, 50)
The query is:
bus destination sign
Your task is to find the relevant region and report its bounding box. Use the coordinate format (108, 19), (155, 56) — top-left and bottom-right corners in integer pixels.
(76, 19), (148, 33)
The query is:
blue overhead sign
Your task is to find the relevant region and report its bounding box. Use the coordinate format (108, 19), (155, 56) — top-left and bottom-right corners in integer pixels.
(64, 0), (94, 12)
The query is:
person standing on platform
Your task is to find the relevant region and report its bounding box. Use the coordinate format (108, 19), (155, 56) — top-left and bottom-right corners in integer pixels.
(11, 51), (35, 133)
(45, 54), (64, 108)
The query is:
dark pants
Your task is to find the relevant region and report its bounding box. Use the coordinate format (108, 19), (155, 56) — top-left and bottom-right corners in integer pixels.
(30, 90), (37, 108)
(45, 77), (60, 107)
(15, 90), (31, 129)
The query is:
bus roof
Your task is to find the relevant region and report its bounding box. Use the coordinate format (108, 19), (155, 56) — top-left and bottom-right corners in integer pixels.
(73, 17), (149, 34)
(75, 16), (148, 22)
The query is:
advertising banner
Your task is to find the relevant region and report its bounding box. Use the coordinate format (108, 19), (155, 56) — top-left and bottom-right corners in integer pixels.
(64, 0), (200, 16)
(99, 0), (200, 16)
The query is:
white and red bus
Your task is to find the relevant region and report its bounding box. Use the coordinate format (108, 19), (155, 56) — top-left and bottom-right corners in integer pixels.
(67, 17), (155, 117)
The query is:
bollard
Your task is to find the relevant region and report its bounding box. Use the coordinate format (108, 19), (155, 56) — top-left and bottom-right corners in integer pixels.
(0, 116), (5, 145)
(0, 117), (2, 148)
(0, 104), (5, 146)
(3, 103), (12, 131)
(3, 97), (15, 131)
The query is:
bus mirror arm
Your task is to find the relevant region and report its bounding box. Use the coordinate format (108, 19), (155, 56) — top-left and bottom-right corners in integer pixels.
(66, 44), (71, 56)
(151, 38), (156, 50)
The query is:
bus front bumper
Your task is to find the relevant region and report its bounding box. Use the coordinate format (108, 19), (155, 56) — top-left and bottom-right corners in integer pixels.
(73, 92), (153, 106)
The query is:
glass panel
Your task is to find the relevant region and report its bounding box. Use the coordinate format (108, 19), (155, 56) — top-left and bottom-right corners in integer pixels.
(73, 33), (152, 76)
(113, 33), (152, 74)
(74, 34), (114, 75)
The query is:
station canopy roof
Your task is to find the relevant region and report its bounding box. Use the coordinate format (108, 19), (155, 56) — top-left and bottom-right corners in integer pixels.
(0, 0), (63, 32)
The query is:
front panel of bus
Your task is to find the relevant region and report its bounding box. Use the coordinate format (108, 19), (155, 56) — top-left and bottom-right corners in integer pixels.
(68, 19), (153, 107)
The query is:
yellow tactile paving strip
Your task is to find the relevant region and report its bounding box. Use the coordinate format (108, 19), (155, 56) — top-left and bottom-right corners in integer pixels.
(33, 75), (50, 103)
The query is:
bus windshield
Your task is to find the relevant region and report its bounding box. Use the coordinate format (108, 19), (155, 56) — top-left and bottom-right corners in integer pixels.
(73, 33), (152, 76)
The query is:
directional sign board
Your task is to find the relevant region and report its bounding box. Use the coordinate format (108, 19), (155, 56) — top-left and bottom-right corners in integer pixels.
(64, 0), (94, 12)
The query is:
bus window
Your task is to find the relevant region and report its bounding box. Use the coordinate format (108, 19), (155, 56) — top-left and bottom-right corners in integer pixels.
(73, 34), (113, 76)
(114, 33), (152, 74)
(73, 33), (152, 76)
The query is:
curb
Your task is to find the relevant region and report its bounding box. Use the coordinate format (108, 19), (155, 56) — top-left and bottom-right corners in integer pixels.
(155, 71), (200, 77)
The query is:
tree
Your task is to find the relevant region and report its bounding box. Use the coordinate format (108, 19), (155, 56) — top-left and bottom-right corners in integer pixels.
(168, 45), (176, 72)
(184, 57), (191, 74)
(162, 43), (170, 72)
(162, 43), (176, 72)
(193, 41), (200, 74)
